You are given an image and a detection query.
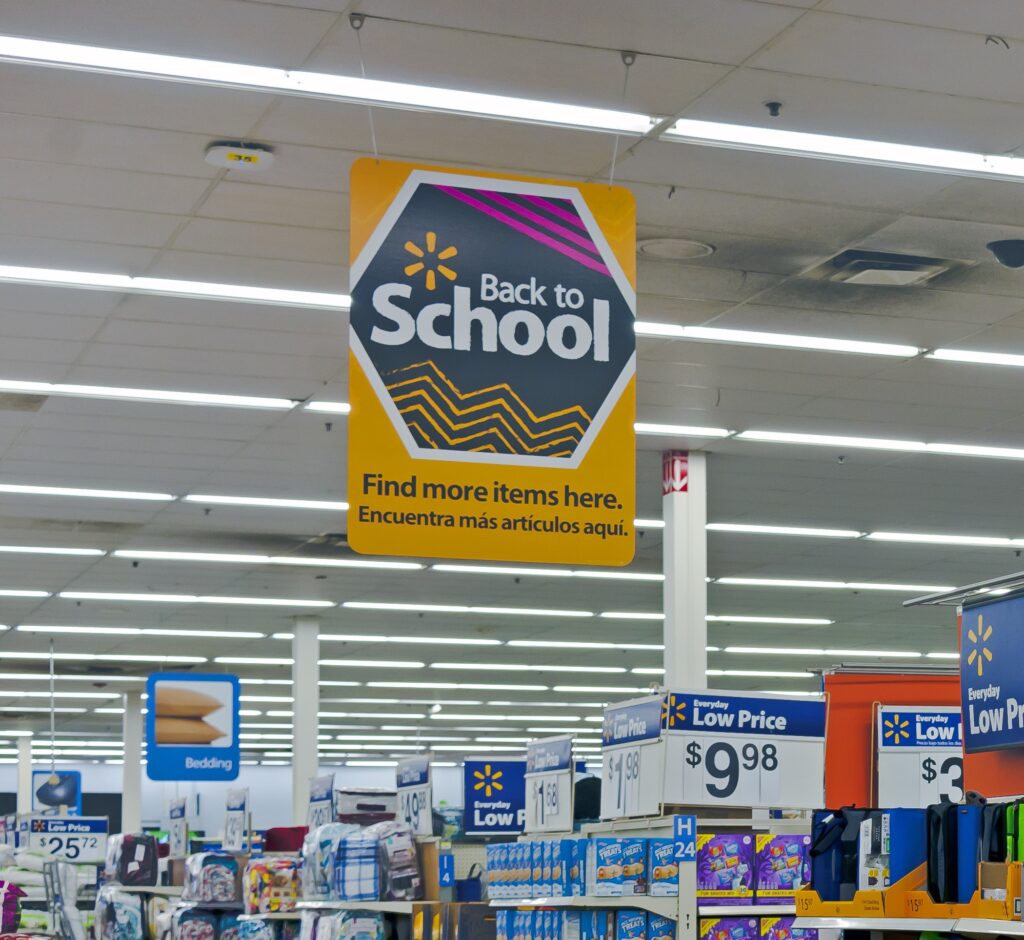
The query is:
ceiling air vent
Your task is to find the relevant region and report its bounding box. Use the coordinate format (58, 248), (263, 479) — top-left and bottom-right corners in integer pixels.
(801, 249), (966, 286)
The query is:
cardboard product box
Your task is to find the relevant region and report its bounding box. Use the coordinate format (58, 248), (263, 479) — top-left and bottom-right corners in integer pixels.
(697, 833), (755, 905)
(418, 840), (441, 901)
(621, 838), (649, 895)
(587, 838), (625, 897)
(580, 910), (611, 940)
(495, 908), (510, 940)
(699, 918), (760, 940)
(455, 902), (497, 939)
(648, 914), (676, 940)
(561, 911), (582, 940)
(755, 835), (811, 903)
(760, 916), (818, 940)
(648, 840), (679, 897)
(542, 840), (554, 897)
(615, 909), (648, 940)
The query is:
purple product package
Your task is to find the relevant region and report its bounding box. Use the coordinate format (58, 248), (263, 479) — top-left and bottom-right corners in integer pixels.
(760, 916), (818, 940)
(755, 835), (811, 903)
(699, 918), (759, 940)
(696, 833), (754, 905)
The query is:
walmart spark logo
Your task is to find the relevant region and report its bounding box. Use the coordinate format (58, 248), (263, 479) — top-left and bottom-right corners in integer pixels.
(883, 713), (910, 743)
(404, 230), (457, 291)
(473, 763), (504, 798)
(967, 614), (994, 677)
(662, 695), (687, 729)
(31, 819), (46, 832)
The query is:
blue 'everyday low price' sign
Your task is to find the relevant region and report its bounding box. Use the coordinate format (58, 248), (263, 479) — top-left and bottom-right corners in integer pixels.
(962, 594), (1024, 753)
(463, 758), (526, 835)
(146, 673), (240, 781)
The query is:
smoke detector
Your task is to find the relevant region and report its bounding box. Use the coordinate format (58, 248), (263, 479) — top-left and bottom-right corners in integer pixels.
(638, 237), (715, 261)
(204, 141), (275, 172)
(801, 249), (966, 286)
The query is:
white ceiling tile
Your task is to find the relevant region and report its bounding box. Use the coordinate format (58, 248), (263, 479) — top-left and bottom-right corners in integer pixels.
(170, 217), (344, 265)
(198, 181), (344, 229)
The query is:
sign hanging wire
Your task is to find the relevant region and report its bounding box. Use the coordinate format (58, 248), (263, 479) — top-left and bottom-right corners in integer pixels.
(608, 52), (636, 188)
(351, 14), (380, 162)
(49, 638), (56, 774)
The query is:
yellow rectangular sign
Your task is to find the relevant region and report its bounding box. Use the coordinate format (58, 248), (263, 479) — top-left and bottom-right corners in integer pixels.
(347, 158), (636, 565)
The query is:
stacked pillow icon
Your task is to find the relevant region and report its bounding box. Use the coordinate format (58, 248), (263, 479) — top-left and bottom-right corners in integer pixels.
(155, 684), (225, 745)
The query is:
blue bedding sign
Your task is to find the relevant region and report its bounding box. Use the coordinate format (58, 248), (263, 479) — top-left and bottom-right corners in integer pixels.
(962, 594), (1024, 753)
(146, 673), (240, 781)
(463, 758), (526, 835)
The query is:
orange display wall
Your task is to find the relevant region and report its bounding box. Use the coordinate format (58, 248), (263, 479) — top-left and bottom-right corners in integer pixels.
(823, 672), (959, 807)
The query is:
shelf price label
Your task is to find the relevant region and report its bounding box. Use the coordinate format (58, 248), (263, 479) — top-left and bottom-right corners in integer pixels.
(22, 816), (108, 863)
(397, 755), (433, 836)
(664, 690), (825, 809)
(877, 705), (964, 807)
(600, 695), (665, 819)
(525, 735), (574, 833)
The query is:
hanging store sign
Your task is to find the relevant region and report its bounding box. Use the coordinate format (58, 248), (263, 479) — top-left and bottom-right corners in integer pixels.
(600, 695), (665, 819)
(308, 774), (336, 830)
(463, 757), (526, 835)
(396, 755), (433, 836)
(146, 672), (240, 781)
(31, 770), (82, 816)
(961, 594), (1024, 753)
(347, 158), (636, 566)
(21, 816), (108, 863)
(876, 705), (963, 806)
(524, 735), (574, 833)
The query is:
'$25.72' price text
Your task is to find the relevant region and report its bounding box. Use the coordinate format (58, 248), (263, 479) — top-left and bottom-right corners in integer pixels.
(685, 740), (779, 799)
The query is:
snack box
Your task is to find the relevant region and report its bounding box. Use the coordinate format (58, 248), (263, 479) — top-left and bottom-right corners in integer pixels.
(699, 918), (760, 940)
(760, 917), (818, 940)
(648, 839), (679, 897)
(582, 911), (611, 940)
(587, 838), (625, 897)
(697, 833), (754, 905)
(496, 908), (510, 940)
(648, 914), (676, 940)
(615, 909), (647, 940)
(621, 838), (649, 895)
(755, 836), (811, 902)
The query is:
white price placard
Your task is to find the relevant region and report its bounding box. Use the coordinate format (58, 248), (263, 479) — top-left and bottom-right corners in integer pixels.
(396, 756), (433, 836)
(600, 696), (665, 819)
(168, 798), (188, 858)
(223, 788), (248, 852)
(525, 735), (574, 833)
(877, 705), (964, 807)
(307, 774), (336, 830)
(663, 690), (825, 809)
(21, 816), (108, 863)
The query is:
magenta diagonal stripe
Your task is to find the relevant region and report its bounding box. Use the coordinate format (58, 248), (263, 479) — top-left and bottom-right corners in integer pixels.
(520, 194), (588, 231)
(480, 190), (601, 256)
(436, 185), (611, 277)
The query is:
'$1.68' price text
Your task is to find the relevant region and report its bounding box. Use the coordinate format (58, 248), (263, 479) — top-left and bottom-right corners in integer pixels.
(685, 740), (778, 799)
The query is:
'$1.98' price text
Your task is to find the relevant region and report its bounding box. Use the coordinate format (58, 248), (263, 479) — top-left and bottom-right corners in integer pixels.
(685, 740), (779, 800)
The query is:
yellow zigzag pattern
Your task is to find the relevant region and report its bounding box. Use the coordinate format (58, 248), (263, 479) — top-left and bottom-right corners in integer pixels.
(384, 360), (591, 457)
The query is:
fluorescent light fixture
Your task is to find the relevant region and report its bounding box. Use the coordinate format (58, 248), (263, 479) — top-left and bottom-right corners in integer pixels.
(553, 685), (650, 694)
(184, 494), (348, 511)
(343, 601), (592, 618)
(632, 667), (665, 675)
(635, 422), (732, 438)
(18, 625), (265, 638)
(599, 611), (663, 620)
(0, 689), (118, 699)
(739, 429), (1024, 462)
(368, 681), (549, 692)
(724, 646), (921, 658)
(320, 659), (424, 669)
(0, 706), (85, 713)
(59, 591), (334, 607)
(715, 577), (954, 592)
(0, 672), (142, 682)
(0, 589), (49, 598)
(305, 633), (501, 647)
(304, 401), (351, 414)
(0, 544), (104, 556)
(707, 523), (862, 539)
(430, 563), (661, 582)
(215, 656), (293, 666)
(930, 348), (1024, 368)
(927, 652), (960, 660)
(662, 117), (1024, 182)
(347, 760), (399, 767)
(706, 615), (834, 625)
(429, 714), (581, 722)
(867, 531), (1016, 547)
(506, 640), (664, 651)
(3, 651), (205, 664)
(0, 377), (296, 410)
(706, 669), (815, 678)
(430, 663), (626, 674)
(0, 36), (656, 135)
(670, 324), (919, 358)
(113, 549), (419, 570)
(634, 518), (665, 529)
(0, 262), (349, 309)
(0, 482), (172, 500)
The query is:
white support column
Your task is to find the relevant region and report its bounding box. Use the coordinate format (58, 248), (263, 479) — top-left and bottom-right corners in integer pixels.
(292, 616), (320, 825)
(662, 450), (708, 689)
(122, 691), (143, 832)
(16, 736), (32, 813)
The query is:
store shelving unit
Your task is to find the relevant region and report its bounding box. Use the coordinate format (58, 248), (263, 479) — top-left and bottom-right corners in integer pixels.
(116, 885), (183, 897)
(490, 896), (678, 919)
(794, 917), (1024, 935)
(238, 911), (302, 921)
(701, 905), (795, 916)
(297, 900), (419, 915)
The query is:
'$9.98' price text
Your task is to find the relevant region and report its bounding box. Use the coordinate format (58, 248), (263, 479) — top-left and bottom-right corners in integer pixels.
(685, 740), (779, 799)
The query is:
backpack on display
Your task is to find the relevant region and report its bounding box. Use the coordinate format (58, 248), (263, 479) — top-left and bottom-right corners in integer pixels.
(95, 885), (145, 940)
(184, 853), (239, 904)
(105, 833), (159, 887)
(981, 802), (1007, 862)
(364, 821), (423, 901)
(810, 808), (868, 901)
